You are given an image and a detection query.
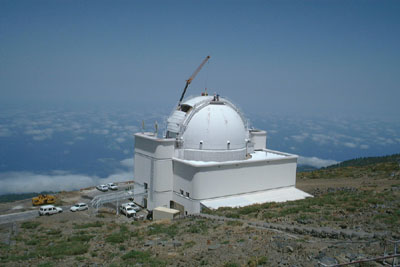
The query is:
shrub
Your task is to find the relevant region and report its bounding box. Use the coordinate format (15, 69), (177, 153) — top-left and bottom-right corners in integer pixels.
(226, 220), (243, 226)
(187, 220), (209, 233)
(21, 221), (41, 229)
(68, 234), (94, 242)
(105, 232), (126, 244)
(248, 256), (268, 266)
(46, 229), (62, 236)
(105, 224), (130, 244)
(225, 212), (240, 219)
(122, 250), (166, 266)
(25, 239), (39, 246)
(237, 204), (261, 215)
(224, 262), (239, 267)
(183, 241), (196, 248)
(148, 223), (178, 238)
(74, 221), (103, 229)
(37, 241), (88, 257)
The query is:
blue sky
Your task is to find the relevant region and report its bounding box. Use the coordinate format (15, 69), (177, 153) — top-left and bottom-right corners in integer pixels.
(1, 0), (399, 118)
(1, 1), (400, 194)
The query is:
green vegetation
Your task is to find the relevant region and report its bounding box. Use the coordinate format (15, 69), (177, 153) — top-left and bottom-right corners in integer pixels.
(2, 154), (399, 266)
(183, 240), (196, 249)
(248, 256), (268, 266)
(68, 233), (94, 242)
(37, 241), (88, 257)
(207, 188), (399, 232)
(226, 220), (243, 226)
(121, 250), (166, 266)
(147, 223), (178, 238)
(2, 238), (89, 263)
(21, 221), (41, 229)
(73, 221), (103, 229)
(224, 262), (239, 267)
(187, 219), (209, 233)
(105, 224), (130, 244)
(1, 251), (38, 262)
(46, 229), (62, 236)
(298, 161), (399, 180)
(327, 154), (400, 169)
(297, 153), (400, 180)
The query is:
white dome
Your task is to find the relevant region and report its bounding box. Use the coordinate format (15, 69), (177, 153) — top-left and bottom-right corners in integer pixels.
(166, 96), (248, 161)
(183, 104), (247, 150)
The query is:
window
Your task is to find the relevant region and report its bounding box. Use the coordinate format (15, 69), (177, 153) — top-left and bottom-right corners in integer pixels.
(144, 183), (148, 190)
(179, 104), (192, 113)
(186, 192), (190, 198)
(180, 189), (184, 195)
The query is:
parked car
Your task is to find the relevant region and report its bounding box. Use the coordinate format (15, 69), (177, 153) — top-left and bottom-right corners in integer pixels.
(38, 205), (63, 216)
(106, 182), (118, 190)
(124, 202), (141, 212)
(96, 184), (108, 192)
(120, 204), (136, 218)
(70, 203), (88, 212)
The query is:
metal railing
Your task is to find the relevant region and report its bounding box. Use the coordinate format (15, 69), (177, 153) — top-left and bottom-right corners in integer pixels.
(90, 187), (147, 213)
(319, 239), (400, 267)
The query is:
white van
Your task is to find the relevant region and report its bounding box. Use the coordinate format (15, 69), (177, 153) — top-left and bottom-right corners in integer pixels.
(38, 205), (63, 216)
(120, 204), (136, 218)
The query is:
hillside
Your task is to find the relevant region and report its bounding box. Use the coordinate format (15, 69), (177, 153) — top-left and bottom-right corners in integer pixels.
(0, 154), (399, 266)
(325, 153), (400, 169)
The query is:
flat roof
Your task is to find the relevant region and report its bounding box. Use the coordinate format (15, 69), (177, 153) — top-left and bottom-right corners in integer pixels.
(153, 206), (180, 214)
(200, 186), (312, 209)
(174, 149), (296, 167)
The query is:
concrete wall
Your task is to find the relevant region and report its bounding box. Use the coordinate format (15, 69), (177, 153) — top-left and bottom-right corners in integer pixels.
(250, 129), (267, 150)
(149, 191), (172, 210)
(153, 207), (180, 221)
(134, 132), (298, 215)
(172, 192), (201, 214)
(173, 156), (297, 201)
(133, 133), (175, 210)
(134, 133), (175, 159)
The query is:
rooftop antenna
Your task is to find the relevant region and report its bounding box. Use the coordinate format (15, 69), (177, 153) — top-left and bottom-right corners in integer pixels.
(154, 121), (158, 136)
(178, 55), (211, 107)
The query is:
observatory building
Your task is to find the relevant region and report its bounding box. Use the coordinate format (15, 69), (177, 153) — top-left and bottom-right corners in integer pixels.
(133, 95), (311, 214)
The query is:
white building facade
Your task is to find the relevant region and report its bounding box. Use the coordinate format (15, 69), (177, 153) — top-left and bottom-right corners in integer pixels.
(133, 95), (310, 214)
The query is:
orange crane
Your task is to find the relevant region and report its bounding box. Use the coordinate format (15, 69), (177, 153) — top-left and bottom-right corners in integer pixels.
(178, 55), (210, 106)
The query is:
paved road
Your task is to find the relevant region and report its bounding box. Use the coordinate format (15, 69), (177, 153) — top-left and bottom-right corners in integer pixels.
(0, 205), (71, 225)
(0, 210), (38, 225)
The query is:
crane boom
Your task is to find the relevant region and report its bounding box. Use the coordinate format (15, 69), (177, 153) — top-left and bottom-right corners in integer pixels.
(178, 55), (210, 106)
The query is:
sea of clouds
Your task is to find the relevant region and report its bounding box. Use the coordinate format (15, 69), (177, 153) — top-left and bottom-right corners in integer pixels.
(0, 106), (399, 194)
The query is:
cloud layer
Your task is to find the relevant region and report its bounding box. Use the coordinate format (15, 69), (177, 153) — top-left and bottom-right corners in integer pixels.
(0, 158), (134, 195)
(298, 156), (339, 169)
(0, 171), (132, 195)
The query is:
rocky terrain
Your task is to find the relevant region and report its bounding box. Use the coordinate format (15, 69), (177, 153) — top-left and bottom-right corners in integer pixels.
(0, 158), (399, 266)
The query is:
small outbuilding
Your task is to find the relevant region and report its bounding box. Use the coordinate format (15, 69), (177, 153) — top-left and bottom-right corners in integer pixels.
(153, 207), (180, 221)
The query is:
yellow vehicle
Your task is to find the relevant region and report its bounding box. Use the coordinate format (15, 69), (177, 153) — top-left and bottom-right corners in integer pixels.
(32, 194), (56, 206)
